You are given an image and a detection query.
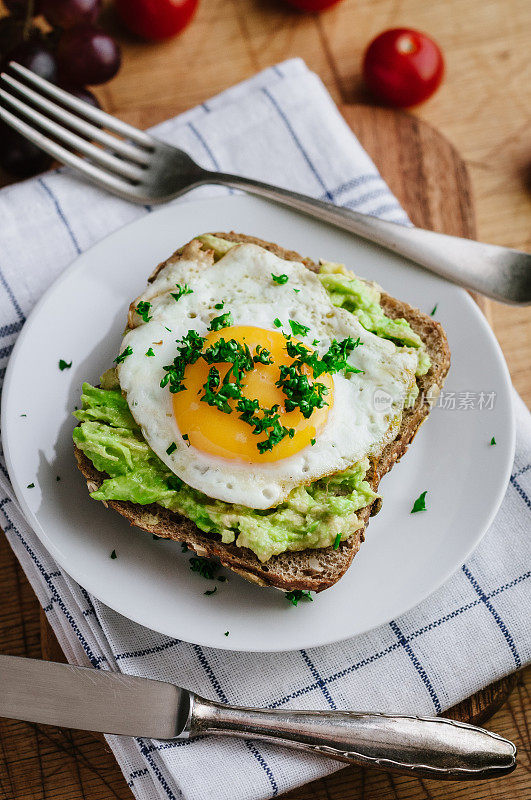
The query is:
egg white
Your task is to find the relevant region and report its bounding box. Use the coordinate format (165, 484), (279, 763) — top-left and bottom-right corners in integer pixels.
(117, 243), (418, 509)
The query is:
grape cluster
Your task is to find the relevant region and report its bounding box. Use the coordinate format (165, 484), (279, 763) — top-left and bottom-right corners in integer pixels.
(0, 0), (121, 177)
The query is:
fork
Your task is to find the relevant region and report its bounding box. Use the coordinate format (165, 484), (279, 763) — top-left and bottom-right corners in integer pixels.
(1, 62), (530, 305)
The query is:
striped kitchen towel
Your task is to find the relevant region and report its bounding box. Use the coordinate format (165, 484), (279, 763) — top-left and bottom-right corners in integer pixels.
(0, 59), (529, 800)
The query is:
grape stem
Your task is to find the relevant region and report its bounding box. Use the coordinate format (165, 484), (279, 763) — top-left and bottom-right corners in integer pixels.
(23, 0), (36, 40)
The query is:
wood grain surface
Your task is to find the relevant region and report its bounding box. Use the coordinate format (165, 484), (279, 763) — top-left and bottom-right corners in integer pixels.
(0, 1), (529, 799)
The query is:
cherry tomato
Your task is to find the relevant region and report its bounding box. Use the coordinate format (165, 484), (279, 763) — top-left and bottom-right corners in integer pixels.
(283, 0), (343, 10)
(115, 0), (199, 41)
(362, 28), (444, 108)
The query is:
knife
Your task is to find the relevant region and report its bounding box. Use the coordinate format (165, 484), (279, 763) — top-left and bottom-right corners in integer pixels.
(0, 654), (516, 780)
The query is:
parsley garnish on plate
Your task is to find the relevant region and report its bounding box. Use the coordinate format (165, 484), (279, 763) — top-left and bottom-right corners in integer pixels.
(171, 284), (193, 302)
(204, 586), (217, 596)
(110, 549), (117, 559)
(209, 311), (233, 331)
(114, 346), (133, 364)
(312, 339), (320, 346)
(189, 556), (218, 579)
(214, 301), (225, 310)
(285, 590), (313, 606)
(411, 491), (427, 513)
(27, 483), (35, 488)
(136, 301), (152, 323)
(273, 318), (282, 328)
(333, 533), (341, 550)
(289, 319), (310, 337)
(293, 288), (300, 293)
(430, 304), (438, 316)
(224, 631), (229, 637)
(56, 476), (60, 481)
(59, 359), (72, 371)
(490, 436), (496, 446)
(166, 442), (177, 455)
(145, 347), (155, 357)
(271, 273), (289, 285)
(311, 438), (316, 446)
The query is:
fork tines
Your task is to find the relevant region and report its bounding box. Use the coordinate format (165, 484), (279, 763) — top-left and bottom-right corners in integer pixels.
(0, 62), (154, 195)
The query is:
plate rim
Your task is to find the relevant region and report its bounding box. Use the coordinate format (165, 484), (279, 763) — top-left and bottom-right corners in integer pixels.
(1, 194), (516, 652)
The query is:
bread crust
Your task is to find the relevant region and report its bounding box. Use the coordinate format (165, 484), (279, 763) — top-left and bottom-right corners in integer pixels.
(74, 233), (450, 592)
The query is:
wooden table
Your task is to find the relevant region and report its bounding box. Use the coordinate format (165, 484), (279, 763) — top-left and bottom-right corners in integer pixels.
(0, 1), (529, 799)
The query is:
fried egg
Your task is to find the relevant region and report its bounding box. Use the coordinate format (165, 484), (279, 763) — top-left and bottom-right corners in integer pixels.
(117, 242), (418, 509)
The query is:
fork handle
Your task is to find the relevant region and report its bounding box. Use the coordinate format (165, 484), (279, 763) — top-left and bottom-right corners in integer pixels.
(206, 172), (531, 305)
(190, 695), (516, 780)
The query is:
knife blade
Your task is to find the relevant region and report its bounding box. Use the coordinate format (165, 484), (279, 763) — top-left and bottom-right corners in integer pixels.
(0, 654), (517, 779)
(0, 654), (191, 739)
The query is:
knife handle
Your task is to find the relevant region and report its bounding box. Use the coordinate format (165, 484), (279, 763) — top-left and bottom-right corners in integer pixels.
(189, 696), (516, 780)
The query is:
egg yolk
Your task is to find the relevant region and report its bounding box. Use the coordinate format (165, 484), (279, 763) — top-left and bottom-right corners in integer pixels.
(172, 326), (334, 462)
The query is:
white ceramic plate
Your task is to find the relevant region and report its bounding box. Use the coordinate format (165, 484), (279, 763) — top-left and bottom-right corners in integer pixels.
(2, 195), (515, 652)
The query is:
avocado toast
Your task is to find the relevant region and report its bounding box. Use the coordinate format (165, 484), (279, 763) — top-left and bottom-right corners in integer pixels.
(73, 232), (450, 593)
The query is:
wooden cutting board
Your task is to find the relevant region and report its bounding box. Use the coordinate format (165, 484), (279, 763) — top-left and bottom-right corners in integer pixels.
(1, 104), (520, 799)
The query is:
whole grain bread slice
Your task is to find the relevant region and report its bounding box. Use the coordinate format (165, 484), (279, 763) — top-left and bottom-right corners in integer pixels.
(74, 233), (450, 592)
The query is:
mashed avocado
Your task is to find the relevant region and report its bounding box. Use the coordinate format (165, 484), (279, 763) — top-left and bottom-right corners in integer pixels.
(74, 384), (377, 562)
(73, 236), (430, 562)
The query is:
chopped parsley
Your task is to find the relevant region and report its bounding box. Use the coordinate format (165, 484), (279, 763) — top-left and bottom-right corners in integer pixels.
(490, 436), (496, 446)
(114, 346), (133, 364)
(110, 549), (117, 559)
(276, 363), (328, 418)
(411, 491), (427, 513)
(182, 434), (190, 445)
(312, 339), (320, 346)
(333, 533), (341, 550)
(271, 273), (289, 284)
(164, 326), (172, 332)
(167, 475), (183, 491)
(189, 556), (218, 579)
(209, 311), (233, 331)
(27, 483), (35, 489)
(224, 631), (229, 636)
(59, 359), (72, 371)
(293, 288), (300, 293)
(430, 304), (438, 316)
(273, 318), (282, 328)
(145, 347), (155, 357)
(136, 301), (152, 323)
(171, 284), (193, 302)
(214, 301), (225, 310)
(20, 413), (27, 417)
(166, 442), (177, 455)
(253, 345), (273, 365)
(311, 438), (316, 446)
(285, 336), (362, 379)
(56, 476), (61, 481)
(285, 590), (313, 606)
(289, 319), (310, 337)
(204, 586), (217, 596)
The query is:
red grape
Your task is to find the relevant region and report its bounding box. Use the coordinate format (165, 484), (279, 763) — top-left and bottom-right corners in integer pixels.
(0, 121), (52, 178)
(40, 0), (102, 29)
(3, 0), (42, 14)
(60, 84), (101, 108)
(56, 24), (121, 86)
(8, 41), (58, 83)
